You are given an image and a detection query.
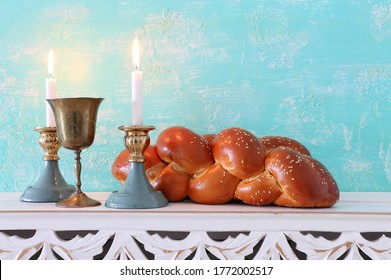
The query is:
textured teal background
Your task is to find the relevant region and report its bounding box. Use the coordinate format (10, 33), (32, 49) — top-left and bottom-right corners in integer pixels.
(0, 0), (390, 192)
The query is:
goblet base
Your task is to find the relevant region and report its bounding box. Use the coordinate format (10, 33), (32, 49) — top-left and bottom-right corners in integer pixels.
(56, 192), (101, 208)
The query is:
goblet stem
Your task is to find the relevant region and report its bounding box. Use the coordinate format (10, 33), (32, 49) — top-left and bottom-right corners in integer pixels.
(56, 149), (101, 207)
(75, 150), (82, 194)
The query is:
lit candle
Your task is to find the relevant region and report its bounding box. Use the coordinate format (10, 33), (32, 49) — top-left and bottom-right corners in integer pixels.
(46, 49), (56, 127)
(132, 37), (143, 125)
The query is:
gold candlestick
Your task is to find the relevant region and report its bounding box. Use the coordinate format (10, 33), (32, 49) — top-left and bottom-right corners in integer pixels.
(20, 127), (75, 202)
(105, 125), (168, 209)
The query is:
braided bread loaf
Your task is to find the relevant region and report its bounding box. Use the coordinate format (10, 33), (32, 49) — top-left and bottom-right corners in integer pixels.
(112, 126), (339, 208)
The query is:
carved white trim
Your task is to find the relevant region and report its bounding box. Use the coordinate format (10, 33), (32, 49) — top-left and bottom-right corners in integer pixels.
(131, 231), (265, 260)
(0, 230), (113, 260)
(253, 232), (299, 260)
(1, 230), (391, 260)
(287, 231), (391, 260)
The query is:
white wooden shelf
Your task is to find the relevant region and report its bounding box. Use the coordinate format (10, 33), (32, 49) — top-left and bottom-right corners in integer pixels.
(0, 192), (390, 260)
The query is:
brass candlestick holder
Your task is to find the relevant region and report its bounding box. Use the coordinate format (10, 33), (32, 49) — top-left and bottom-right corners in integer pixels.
(20, 127), (75, 202)
(105, 125), (168, 209)
(47, 97), (104, 208)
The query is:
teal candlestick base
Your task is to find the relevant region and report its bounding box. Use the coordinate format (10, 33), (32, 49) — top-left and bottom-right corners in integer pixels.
(20, 160), (75, 202)
(105, 162), (168, 209)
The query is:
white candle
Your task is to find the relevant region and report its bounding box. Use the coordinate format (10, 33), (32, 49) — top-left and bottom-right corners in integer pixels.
(45, 49), (56, 127)
(132, 37), (143, 125)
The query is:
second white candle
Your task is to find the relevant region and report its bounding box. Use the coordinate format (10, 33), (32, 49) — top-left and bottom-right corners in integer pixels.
(131, 37), (143, 126)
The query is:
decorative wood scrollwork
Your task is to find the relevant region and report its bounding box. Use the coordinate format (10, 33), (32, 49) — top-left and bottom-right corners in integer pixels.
(1, 230), (391, 260)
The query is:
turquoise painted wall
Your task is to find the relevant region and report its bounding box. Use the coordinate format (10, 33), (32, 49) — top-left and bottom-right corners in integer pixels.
(0, 0), (390, 192)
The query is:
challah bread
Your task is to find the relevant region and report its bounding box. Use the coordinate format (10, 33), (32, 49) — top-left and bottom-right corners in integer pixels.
(266, 146), (338, 207)
(233, 145), (339, 207)
(234, 171), (282, 206)
(212, 127), (266, 180)
(156, 126), (214, 175)
(260, 135), (311, 156)
(188, 163), (240, 204)
(151, 163), (189, 201)
(112, 126), (340, 208)
(202, 134), (215, 147)
(112, 145), (166, 184)
(112, 148), (130, 184)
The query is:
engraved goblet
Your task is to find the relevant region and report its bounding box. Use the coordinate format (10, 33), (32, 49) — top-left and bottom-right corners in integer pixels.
(47, 97), (103, 207)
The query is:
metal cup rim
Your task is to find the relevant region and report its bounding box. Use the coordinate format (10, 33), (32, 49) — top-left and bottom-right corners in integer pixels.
(46, 97), (104, 102)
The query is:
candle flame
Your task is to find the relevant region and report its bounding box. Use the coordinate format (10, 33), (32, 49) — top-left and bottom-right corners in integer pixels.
(133, 37), (140, 70)
(48, 49), (54, 77)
